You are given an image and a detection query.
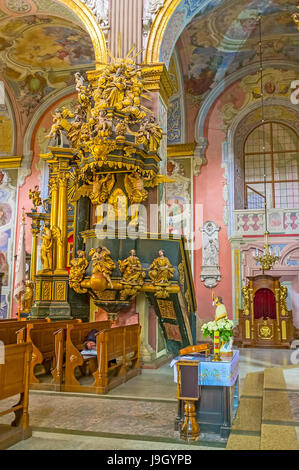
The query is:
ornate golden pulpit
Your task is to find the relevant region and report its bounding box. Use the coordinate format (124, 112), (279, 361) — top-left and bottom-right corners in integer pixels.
(235, 275), (294, 348)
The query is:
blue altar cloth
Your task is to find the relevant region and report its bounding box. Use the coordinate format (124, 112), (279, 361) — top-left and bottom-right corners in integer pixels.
(171, 350), (239, 387)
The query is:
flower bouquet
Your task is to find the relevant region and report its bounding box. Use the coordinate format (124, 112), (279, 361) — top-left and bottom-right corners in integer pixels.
(201, 318), (234, 358)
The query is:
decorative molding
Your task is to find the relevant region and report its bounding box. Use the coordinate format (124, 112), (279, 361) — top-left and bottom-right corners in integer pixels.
(142, 63), (175, 106)
(81, 0), (109, 27)
(143, 0), (165, 42)
(200, 221), (221, 289)
(195, 60), (299, 142)
(0, 155), (23, 168)
(193, 137), (207, 176)
(167, 140), (206, 175)
(167, 142), (196, 157)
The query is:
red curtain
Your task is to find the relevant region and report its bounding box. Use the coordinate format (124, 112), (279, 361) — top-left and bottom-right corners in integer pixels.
(254, 288), (276, 319)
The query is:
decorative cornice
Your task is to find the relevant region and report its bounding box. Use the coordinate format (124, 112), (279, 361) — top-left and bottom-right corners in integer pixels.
(167, 142), (196, 157)
(0, 155), (23, 168)
(142, 63), (175, 105)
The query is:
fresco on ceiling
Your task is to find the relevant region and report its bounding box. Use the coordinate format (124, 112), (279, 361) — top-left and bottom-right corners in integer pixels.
(0, 13), (95, 116)
(177, 0), (299, 107)
(160, 0), (227, 65)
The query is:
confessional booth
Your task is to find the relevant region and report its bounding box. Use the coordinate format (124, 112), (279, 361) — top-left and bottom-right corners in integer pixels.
(235, 275), (294, 348)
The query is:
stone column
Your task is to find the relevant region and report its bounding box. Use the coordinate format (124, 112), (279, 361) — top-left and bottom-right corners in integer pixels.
(136, 292), (155, 363)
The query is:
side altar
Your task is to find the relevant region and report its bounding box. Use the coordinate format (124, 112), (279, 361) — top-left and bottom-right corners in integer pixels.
(24, 48), (197, 356)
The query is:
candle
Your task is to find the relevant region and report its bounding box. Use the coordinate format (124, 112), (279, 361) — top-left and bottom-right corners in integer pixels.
(214, 330), (220, 354)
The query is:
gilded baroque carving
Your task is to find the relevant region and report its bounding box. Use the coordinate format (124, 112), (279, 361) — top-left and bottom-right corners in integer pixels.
(149, 249), (175, 286)
(280, 285), (288, 316)
(55, 282), (66, 301)
(89, 246), (116, 289)
(157, 299), (176, 320)
(21, 279), (34, 313)
(118, 250), (145, 300)
(40, 222), (54, 271)
(29, 185), (42, 211)
(69, 250), (89, 294)
(42, 281), (52, 301)
(178, 262), (185, 289)
(241, 285), (250, 316)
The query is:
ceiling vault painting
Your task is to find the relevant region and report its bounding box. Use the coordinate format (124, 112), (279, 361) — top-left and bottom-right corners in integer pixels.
(175, 0), (299, 110)
(0, 0), (95, 120)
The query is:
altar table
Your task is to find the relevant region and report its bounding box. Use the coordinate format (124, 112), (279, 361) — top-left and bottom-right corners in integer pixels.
(171, 350), (239, 438)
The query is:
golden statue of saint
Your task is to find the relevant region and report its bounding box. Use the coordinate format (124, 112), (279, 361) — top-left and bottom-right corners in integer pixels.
(149, 249), (175, 286)
(118, 249), (145, 286)
(21, 279), (34, 313)
(214, 297), (228, 322)
(40, 222), (53, 271)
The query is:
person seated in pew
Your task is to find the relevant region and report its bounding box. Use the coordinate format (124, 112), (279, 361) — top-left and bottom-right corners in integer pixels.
(81, 328), (117, 366)
(82, 329), (98, 353)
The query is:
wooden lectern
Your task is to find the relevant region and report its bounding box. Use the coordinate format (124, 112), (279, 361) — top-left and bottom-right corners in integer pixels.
(176, 361), (200, 441)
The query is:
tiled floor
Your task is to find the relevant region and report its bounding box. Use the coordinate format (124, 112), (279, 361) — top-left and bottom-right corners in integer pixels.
(3, 348), (299, 450)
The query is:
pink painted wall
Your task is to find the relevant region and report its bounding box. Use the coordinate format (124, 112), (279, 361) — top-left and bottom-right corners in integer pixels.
(192, 94), (233, 321)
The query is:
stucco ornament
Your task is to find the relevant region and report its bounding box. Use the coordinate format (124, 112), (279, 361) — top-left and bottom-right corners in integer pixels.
(82, 0), (109, 26)
(193, 137), (207, 176)
(143, 0), (164, 36)
(200, 221), (221, 288)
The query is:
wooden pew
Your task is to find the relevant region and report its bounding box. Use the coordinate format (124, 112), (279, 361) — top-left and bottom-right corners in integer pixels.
(0, 342), (32, 449)
(64, 323), (141, 394)
(93, 324), (141, 394)
(25, 320), (81, 388)
(0, 320), (46, 346)
(63, 321), (112, 392)
(0, 319), (51, 345)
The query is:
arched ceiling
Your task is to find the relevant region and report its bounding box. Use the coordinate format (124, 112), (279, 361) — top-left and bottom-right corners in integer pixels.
(175, 0), (299, 108)
(0, 0), (95, 118)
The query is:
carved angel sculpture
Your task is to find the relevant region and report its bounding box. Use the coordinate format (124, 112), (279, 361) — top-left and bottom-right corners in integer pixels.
(69, 250), (89, 294)
(89, 246), (116, 288)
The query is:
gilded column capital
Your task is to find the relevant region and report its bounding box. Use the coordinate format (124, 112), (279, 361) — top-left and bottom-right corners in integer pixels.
(58, 172), (70, 186)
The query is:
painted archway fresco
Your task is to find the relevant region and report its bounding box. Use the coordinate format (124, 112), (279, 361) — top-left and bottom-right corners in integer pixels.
(145, 0), (299, 66)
